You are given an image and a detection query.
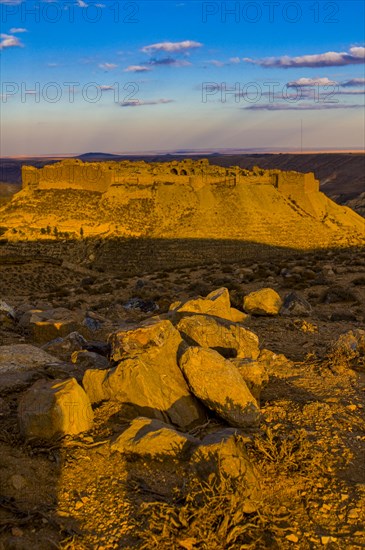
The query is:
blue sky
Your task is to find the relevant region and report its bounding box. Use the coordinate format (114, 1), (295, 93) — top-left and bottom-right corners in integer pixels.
(0, 0), (364, 155)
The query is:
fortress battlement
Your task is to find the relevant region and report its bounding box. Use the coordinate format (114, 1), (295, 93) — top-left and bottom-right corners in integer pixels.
(21, 158), (319, 197)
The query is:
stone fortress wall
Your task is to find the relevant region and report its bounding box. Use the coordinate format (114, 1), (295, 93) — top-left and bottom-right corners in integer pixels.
(22, 158), (319, 198)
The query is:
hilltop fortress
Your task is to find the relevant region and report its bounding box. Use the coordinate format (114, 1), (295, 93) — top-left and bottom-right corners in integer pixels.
(22, 158), (318, 198)
(0, 158), (363, 252)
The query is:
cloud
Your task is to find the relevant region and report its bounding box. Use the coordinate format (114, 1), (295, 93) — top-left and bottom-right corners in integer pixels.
(119, 98), (174, 107)
(148, 57), (191, 67)
(76, 0), (88, 7)
(99, 85), (116, 91)
(99, 63), (118, 71)
(287, 77), (337, 87)
(335, 89), (365, 95)
(244, 46), (365, 68)
(0, 33), (23, 50)
(124, 65), (151, 73)
(141, 40), (202, 54)
(244, 103), (363, 110)
(208, 59), (226, 67)
(341, 78), (365, 87)
(9, 27), (27, 33)
(229, 57), (241, 64)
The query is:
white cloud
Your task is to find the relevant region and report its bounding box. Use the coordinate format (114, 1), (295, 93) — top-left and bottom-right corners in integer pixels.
(245, 103), (363, 110)
(0, 33), (23, 50)
(287, 77), (337, 87)
(99, 63), (118, 71)
(124, 65), (151, 73)
(244, 46), (365, 68)
(141, 40), (202, 54)
(9, 27), (27, 33)
(119, 98), (174, 107)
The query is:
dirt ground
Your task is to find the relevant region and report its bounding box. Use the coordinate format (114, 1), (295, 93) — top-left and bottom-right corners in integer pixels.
(0, 244), (364, 549)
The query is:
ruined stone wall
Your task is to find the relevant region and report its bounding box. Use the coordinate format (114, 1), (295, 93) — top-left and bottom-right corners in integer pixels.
(22, 161), (317, 199)
(22, 163), (112, 193)
(276, 172), (319, 195)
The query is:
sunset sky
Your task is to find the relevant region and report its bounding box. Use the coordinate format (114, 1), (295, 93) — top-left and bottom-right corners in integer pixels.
(1, 0), (364, 155)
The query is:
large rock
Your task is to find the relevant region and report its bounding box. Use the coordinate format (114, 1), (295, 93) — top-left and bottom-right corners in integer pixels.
(42, 331), (88, 360)
(18, 377), (93, 439)
(110, 417), (199, 459)
(109, 318), (180, 362)
(243, 288), (283, 316)
(179, 347), (261, 428)
(177, 314), (260, 359)
(84, 319), (206, 430)
(0, 344), (62, 392)
(170, 287), (231, 319)
(230, 358), (269, 401)
(19, 307), (80, 344)
(190, 429), (261, 513)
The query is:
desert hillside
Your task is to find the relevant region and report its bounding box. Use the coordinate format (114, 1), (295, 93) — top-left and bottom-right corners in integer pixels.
(0, 160), (364, 251)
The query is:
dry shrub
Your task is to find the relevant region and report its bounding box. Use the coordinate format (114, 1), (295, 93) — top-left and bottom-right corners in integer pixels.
(132, 472), (283, 549)
(251, 427), (313, 474)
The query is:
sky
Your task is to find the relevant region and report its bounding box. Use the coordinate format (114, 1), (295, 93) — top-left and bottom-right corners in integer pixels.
(0, 0), (364, 156)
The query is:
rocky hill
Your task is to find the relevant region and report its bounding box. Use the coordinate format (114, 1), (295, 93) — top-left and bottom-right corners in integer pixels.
(0, 160), (364, 252)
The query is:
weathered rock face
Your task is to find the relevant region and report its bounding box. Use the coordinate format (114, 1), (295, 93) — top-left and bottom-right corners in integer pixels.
(19, 307), (80, 344)
(230, 358), (269, 401)
(179, 347), (261, 428)
(0, 344), (62, 392)
(171, 287), (231, 318)
(109, 318), (180, 362)
(243, 288), (283, 316)
(84, 320), (206, 430)
(190, 429), (261, 513)
(177, 314), (260, 359)
(18, 377), (93, 439)
(42, 331), (88, 360)
(110, 417), (199, 459)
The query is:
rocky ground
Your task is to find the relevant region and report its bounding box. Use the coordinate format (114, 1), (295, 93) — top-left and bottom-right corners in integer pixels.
(0, 244), (365, 549)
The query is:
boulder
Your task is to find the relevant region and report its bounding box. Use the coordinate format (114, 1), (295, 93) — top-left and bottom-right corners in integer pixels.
(19, 307), (80, 344)
(110, 417), (199, 459)
(280, 292), (312, 317)
(0, 344), (62, 392)
(109, 318), (181, 362)
(177, 314), (260, 359)
(170, 287), (240, 322)
(18, 377), (93, 439)
(243, 288), (282, 316)
(33, 319), (79, 344)
(42, 331), (88, 360)
(190, 429), (261, 513)
(230, 358), (269, 401)
(84, 320), (206, 430)
(179, 347), (261, 428)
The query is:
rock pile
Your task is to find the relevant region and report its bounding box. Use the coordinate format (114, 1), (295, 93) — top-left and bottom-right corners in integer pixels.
(13, 287), (278, 509)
